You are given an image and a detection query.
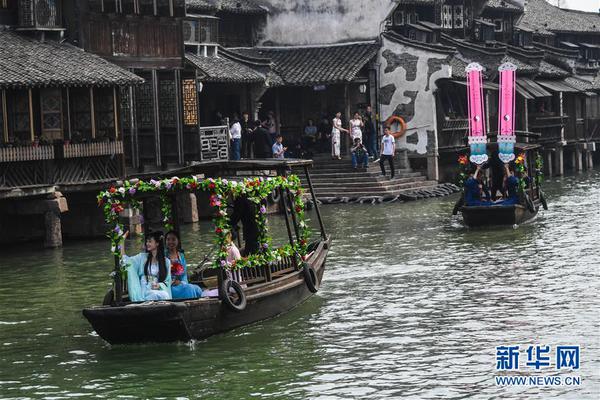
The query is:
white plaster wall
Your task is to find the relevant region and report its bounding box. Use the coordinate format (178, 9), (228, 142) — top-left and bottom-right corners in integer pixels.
(379, 37), (452, 155)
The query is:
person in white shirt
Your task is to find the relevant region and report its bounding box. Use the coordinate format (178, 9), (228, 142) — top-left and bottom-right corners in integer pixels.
(349, 112), (364, 143)
(272, 134), (287, 159)
(380, 126), (395, 179)
(230, 116), (242, 160)
(331, 112), (349, 160)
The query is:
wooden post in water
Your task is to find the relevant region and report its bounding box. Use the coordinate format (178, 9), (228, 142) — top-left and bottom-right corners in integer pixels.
(303, 165), (326, 239)
(114, 255), (123, 304)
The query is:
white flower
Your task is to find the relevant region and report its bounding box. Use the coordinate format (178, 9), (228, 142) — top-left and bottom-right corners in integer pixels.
(110, 246), (116, 253)
(118, 187), (126, 194)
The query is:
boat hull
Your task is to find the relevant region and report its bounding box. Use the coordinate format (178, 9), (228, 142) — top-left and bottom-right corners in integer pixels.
(460, 203), (539, 227)
(83, 238), (330, 344)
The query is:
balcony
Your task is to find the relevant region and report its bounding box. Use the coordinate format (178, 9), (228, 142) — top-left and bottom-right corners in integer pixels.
(0, 141), (124, 188)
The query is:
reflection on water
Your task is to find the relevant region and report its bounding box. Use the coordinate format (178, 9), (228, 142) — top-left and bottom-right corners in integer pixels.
(0, 171), (598, 399)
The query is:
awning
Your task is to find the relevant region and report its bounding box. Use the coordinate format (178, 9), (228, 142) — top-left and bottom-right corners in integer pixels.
(536, 79), (580, 93)
(580, 43), (600, 49)
(516, 77), (552, 98)
(450, 80), (499, 90)
(560, 41), (580, 49)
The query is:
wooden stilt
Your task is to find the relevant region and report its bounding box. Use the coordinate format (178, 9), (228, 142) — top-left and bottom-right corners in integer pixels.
(152, 70), (161, 167)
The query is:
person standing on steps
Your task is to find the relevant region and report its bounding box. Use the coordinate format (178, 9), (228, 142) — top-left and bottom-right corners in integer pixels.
(364, 105), (378, 159)
(380, 126), (395, 179)
(331, 111), (349, 160)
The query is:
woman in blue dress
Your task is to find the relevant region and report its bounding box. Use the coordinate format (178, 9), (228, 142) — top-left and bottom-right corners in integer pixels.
(122, 231), (172, 302)
(165, 231), (203, 300)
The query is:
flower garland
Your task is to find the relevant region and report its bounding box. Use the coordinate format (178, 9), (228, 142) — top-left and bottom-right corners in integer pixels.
(535, 153), (544, 186)
(97, 174), (310, 274)
(456, 154), (470, 188)
(514, 152), (527, 192)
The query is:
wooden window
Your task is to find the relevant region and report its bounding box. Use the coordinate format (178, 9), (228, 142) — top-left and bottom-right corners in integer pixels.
(135, 80), (153, 129)
(40, 88), (63, 139)
(71, 88), (92, 139)
(453, 5), (463, 29)
(111, 22), (131, 56)
(441, 5), (452, 28)
(120, 87), (130, 129)
(393, 9), (404, 26)
(95, 88), (115, 138)
(138, 0), (154, 15)
(156, 0), (171, 16)
(159, 78), (176, 128)
(182, 79), (198, 126)
(8, 91), (31, 141)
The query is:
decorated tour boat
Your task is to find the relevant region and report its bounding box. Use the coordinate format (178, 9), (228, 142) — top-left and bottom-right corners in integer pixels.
(453, 62), (548, 227)
(83, 160), (330, 344)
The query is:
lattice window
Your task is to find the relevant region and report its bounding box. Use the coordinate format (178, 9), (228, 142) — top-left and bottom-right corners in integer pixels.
(159, 79), (176, 128)
(465, 6), (471, 28)
(112, 23), (131, 56)
(135, 80), (153, 129)
(95, 88), (115, 137)
(72, 89), (92, 138)
(10, 91), (31, 141)
(441, 5), (452, 29)
(393, 9), (404, 26)
(182, 79), (198, 126)
(40, 88), (63, 138)
(453, 5), (463, 29)
(120, 87), (130, 129)
(494, 19), (503, 32)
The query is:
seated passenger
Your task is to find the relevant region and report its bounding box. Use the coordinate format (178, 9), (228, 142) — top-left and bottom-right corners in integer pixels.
(166, 231), (203, 300)
(351, 138), (369, 169)
(502, 163), (520, 205)
(464, 165), (491, 206)
(225, 232), (244, 284)
(122, 231), (172, 302)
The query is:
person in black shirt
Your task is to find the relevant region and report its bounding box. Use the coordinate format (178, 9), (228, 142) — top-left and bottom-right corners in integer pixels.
(241, 111), (253, 159)
(229, 195), (260, 256)
(252, 117), (273, 159)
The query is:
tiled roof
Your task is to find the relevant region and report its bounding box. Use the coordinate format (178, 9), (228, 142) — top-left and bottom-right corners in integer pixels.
(517, 0), (600, 35)
(449, 56), (469, 79)
(186, 52), (266, 83)
(186, 0), (267, 15)
(230, 41), (379, 86)
(485, 0), (522, 12)
(501, 55), (537, 75)
(537, 60), (570, 78)
(0, 31), (143, 89)
(564, 75), (600, 91)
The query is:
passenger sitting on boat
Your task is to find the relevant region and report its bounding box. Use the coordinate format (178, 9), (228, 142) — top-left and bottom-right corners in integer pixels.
(503, 163), (520, 205)
(464, 165), (492, 206)
(230, 195), (260, 256)
(225, 232), (244, 284)
(122, 231), (172, 302)
(166, 230), (203, 300)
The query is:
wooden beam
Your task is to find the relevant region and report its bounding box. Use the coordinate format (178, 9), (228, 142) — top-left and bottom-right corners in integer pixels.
(1, 90), (8, 143)
(28, 89), (34, 141)
(65, 88), (72, 140)
(113, 87), (119, 140)
(90, 87), (96, 139)
(129, 84), (140, 169)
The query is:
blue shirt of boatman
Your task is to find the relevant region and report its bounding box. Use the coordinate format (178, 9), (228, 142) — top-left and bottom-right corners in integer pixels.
(272, 142), (284, 159)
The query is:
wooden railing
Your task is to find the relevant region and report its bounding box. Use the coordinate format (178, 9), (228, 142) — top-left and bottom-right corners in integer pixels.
(0, 146), (54, 162)
(63, 141), (124, 159)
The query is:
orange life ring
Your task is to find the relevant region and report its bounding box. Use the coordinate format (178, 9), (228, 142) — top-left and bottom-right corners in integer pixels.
(385, 116), (407, 139)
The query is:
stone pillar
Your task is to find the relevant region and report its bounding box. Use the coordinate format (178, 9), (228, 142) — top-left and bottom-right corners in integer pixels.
(176, 193), (199, 224)
(427, 155), (439, 181)
(574, 146), (583, 172)
(586, 151), (594, 170)
(44, 211), (62, 248)
(553, 147), (564, 176)
(398, 149), (410, 170)
(544, 150), (553, 177)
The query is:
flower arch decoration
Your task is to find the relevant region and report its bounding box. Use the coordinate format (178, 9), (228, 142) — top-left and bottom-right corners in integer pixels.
(97, 175), (310, 275)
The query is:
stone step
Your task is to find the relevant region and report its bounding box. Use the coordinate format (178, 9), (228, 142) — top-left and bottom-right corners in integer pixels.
(306, 176), (427, 188)
(313, 180), (439, 196)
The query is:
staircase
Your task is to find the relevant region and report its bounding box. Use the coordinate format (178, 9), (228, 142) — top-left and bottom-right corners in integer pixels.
(297, 154), (460, 204)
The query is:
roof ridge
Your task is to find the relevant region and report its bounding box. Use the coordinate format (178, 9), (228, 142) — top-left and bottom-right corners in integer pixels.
(250, 40), (378, 50)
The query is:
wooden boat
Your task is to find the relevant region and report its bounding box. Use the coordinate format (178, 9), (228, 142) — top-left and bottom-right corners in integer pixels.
(457, 142), (548, 227)
(83, 160), (331, 344)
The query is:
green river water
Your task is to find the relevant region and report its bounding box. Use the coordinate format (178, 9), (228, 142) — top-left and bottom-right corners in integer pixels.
(0, 171), (599, 399)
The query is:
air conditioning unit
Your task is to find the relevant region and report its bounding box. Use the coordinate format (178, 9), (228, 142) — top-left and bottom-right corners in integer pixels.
(18, 0), (62, 29)
(183, 19), (198, 44)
